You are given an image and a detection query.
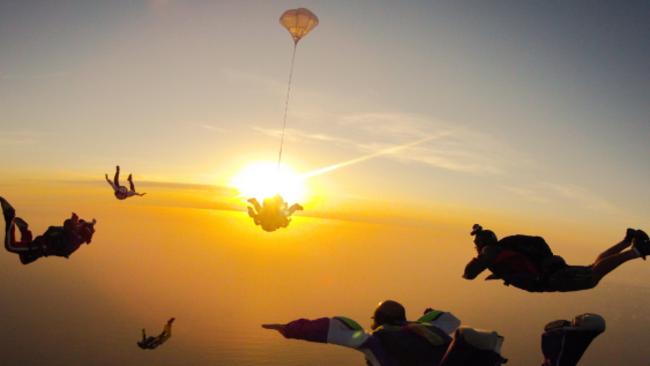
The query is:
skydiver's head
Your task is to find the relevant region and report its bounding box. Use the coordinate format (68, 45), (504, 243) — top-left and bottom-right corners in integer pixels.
(371, 300), (406, 330)
(471, 224), (497, 250)
(78, 219), (96, 244)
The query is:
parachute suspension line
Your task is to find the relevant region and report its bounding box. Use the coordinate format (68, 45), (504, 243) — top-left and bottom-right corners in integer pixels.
(277, 42), (298, 168)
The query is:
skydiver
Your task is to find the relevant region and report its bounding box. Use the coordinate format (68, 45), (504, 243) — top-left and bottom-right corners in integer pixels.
(138, 318), (175, 350)
(463, 224), (650, 292)
(105, 165), (146, 200)
(262, 299), (507, 366)
(1, 196), (96, 265)
(247, 194), (303, 232)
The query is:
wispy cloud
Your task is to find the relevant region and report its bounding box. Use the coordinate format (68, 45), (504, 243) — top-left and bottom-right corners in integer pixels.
(541, 182), (619, 213)
(254, 112), (521, 175)
(501, 181), (620, 214)
(197, 123), (225, 132)
(502, 185), (550, 204)
(252, 126), (355, 145)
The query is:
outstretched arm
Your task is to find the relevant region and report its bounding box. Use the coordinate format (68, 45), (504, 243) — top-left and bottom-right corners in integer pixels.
(262, 318), (329, 343)
(288, 203), (303, 215)
(164, 318), (174, 334)
(463, 246), (497, 280)
(263, 317), (370, 349)
(463, 257), (488, 279)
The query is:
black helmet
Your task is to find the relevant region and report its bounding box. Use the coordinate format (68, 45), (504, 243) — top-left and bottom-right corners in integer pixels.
(471, 224), (497, 248)
(372, 300), (406, 329)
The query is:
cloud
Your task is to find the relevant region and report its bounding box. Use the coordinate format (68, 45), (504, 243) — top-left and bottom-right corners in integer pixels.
(541, 182), (619, 213)
(253, 112), (520, 175)
(197, 123), (225, 132)
(502, 185), (550, 203)
(501, 181), (619, 214)
(252, 126), (355, 145)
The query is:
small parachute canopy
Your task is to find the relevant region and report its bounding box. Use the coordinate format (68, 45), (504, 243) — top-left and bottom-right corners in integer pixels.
(279, 8), (319, 44)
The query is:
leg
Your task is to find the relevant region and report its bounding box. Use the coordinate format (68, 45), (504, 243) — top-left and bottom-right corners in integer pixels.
(127, 174), (135, 192)
(113, 165), (120, 186)
(5, 217), (33, 253)
(594, 229), (634, 262)
(0, 197), (16, 234)
(591, 250), (639, 281)
(247, 207), (256, 218)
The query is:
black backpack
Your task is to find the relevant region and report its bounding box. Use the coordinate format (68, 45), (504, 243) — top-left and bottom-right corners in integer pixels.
(497, 235), (554, 268)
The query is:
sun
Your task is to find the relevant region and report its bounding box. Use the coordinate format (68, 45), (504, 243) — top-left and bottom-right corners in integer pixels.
(230, 161), (307, 204)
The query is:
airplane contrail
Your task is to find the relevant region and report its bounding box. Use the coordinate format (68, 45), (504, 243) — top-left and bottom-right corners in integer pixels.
(301, 134), (440, 179)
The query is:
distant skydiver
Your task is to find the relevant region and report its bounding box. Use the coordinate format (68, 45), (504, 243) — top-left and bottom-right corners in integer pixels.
(541, 313), (605, 366)
(247, 194), (303, 232)
(105, 165), (146, 200)
(463, 224), (650, 292)
(138, 318), (175, 350)
(262, 299), (507, 366)
(1, 196), (96, 265)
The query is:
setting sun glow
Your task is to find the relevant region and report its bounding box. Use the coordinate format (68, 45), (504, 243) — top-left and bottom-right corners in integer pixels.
(230, 162), (307, 204)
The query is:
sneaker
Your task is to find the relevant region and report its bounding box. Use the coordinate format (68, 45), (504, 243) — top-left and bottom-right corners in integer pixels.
(625, 228), (636, 242)
(632, 229), (650, 260)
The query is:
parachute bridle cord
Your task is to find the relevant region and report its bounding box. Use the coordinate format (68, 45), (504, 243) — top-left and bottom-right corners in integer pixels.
(277, 43), (298, 169)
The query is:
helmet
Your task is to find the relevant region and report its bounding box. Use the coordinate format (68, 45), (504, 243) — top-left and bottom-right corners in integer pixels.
(471, 224), (497, 248)
(372, 300), (406, 329)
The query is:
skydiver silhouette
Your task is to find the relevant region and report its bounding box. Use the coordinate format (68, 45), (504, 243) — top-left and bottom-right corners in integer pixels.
(138, 318), (175, 350)
(1, 196), (96, 265)
(463, 224), (650, 292)
(247, 194), (302, 232)
(263, 299), (507, 366)
(105, 165), (146, 200)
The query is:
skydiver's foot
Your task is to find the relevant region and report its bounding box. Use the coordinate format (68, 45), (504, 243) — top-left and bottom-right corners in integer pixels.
(128, 174), (133, 181)
(632, 230), (650, 260)
(0, 197), (16, 226)
(625, 228), (636, 243)
(294, 204), (304, 211)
